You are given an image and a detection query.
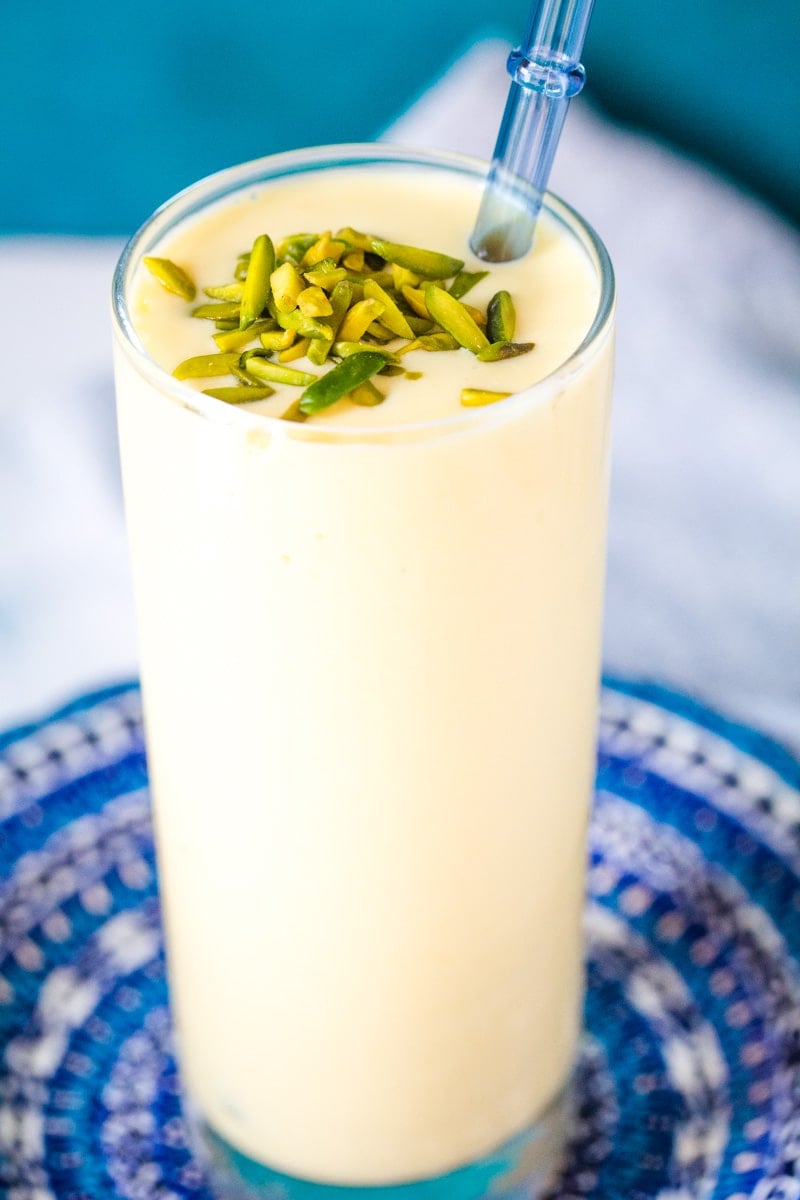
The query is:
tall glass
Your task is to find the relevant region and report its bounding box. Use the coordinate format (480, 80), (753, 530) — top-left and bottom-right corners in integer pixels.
(111, 145), (615, 1200)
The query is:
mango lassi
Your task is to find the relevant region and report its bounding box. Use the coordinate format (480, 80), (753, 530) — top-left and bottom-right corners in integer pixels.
(111, 145), (615, 1197)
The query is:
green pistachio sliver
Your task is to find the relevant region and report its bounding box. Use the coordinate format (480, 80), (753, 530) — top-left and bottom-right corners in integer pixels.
(276, 308), (334, 341)
(213, 319), (275, 352)
(378, 364), (405, 377)
(363, 278), (414, 339)
(235, 253), (250, 281)
(297, 286), (333, 317)
(423, 284), (489, 354)
(308, 279), (353, 366)
(192, 301), (241, 321)
(173, 352), (240, 380)
(392, 264), (420, 290)
(302, 232), (347, 268)
(396, 332), (460, 356)
(202, 385), (275, 404)
(279, 336), (310, 363)
(336, 226), (373, 251)
(260, 328), (296, 352)
(277, 233), (317, 266)
(240, 234), (275, 330)
(405, 370), (423, 380)
(271, 262), (304, 313)
(487, 290), (516, 343)
(300, 351), (386, 415)
(476, 340), (536, 362)
(406, 315), (435, 335)
(449, 270), (489, 300)
(280, 398), (308, 422)
(215, 319), (239, 332)
(370, 239), (464, 280)
(333, 341), (395, 362)
(337, 298), (385, 343)
(143, 256), (196, 301)
(303, 260), (348, 289)
(244, 357), (317, 388)
(205, 282), (244, 301)
(348, 379), (385, 407)
(401, 285), (429, 319)
(460, 387), (512, 407)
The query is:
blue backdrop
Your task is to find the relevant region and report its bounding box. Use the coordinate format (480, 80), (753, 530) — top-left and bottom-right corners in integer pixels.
(2, 0), (797, 235)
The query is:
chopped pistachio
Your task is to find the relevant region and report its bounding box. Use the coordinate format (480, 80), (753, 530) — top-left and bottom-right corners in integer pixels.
(476, 340), (535, 362)
(192, 301), (241, 321)
(405, 370), (423, 380)
(279, 336), (311, 363)
(342, 249), (365, 271)
(337, 297), (386, 343)
(260, 328), (296, 352)
(449, 270), (489, 300)
(240, 234), (275, 330)
(364, 321), (396, 344)
(378, 364), (405, 377)
(213, 318), (275, 352)
(363, 278), (414, 339)
(302, 232), (346, 267)
(300, 351), (386, 415)
(297, 286), (333, 317)
(234, 253), (250, 281)
(303, 260), (348, 290)
(462, 303), (487, 327)
(204, 282), (244, 301)
(271, 262), (305, 313)
(400, 285), (429, 319)
(487, 290), (516, 343)
(370, 239), (464, 280)
(333, 341), (395, 361)
(392, 264), (420, 290)
(348, 379), (385, 407)
(202, 384), (275, 403)
(243, 357), (318, 387)
(335, 226), (373, 251)
(173, 352), (240, 380)
(276, 233), (317, 265)
(406, 315), (435, 335)
(308, 279), (353, 366)
(276, 308), (334, 341)
(396, 332), (460, 356)
(423, 285), (489, 354)
(214, 319), (240, 331)
(460, 387), (512, 407)
(143, 256), (196, 301)
(280, 398), (308, 422)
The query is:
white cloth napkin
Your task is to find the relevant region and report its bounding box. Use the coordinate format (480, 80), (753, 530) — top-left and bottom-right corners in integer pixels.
(1, 40), (798, 749)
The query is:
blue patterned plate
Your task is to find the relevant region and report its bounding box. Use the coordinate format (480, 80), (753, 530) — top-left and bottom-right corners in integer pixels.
(0, 680), (798, 1200)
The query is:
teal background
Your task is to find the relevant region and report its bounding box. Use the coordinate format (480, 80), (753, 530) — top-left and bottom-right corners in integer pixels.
(1, 0), (798, 235)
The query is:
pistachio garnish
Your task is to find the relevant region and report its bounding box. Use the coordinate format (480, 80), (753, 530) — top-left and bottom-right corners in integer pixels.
(160, 219), (537, 417)
(192, 301), (241, 321)
(423, 285), (489, 354)
(202, 384), (275, 403)
(487, 290), (516, 343)
(449, 270), (489, 300)
(300, 352), (386, 415)
(476, 341), (535, 362)
(244, 358), (318, 388)
(240, 234), (275, 330)
(173, 352), (241, 380)
(369, 239), (464, 280)
(143, 256), (196, 301)
(460, 388), (512, 407)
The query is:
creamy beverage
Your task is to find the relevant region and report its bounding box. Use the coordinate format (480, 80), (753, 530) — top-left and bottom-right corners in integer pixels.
(112, 146), (614, 1196)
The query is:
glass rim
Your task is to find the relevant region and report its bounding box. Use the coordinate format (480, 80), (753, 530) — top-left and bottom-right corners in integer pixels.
(111, 142), (615, 446)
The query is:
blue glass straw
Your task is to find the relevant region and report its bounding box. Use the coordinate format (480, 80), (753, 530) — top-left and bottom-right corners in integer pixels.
(470, 0), (596, 261)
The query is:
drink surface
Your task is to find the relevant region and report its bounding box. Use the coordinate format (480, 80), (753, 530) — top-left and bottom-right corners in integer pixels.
(129, 164), (600, 427)
(114, 157), (614, 1188)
